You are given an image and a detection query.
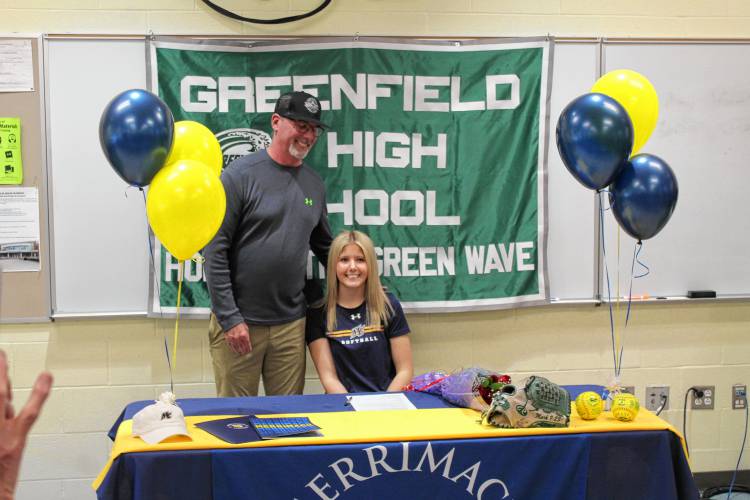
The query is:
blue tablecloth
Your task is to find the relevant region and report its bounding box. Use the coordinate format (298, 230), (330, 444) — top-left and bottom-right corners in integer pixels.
(108, 385), (607, 440)
(99, 387), (698, 500)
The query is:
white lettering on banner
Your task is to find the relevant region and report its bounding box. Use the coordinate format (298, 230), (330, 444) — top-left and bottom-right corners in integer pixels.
(327, 132), (447, 169)
(329, 457), (369, 491)
(364, 445), (399, 477)
(163, 254), (204, 282)
(403, 75), (414, 111)
(367, 74), (403, 109)
(293, 75), (331, 110)
(327, 190), (460, 226)
(305, 474), (339, 500)
(486, 75), (520, 110)
(375, 246), (455, 277)
(331, 73), (366, 110)
(451, 461), (482, 496)
(179, 74), (521, 113)
(451, 76), (485, 112)
(303, 441), (511, 499)
(181, 76), (217, 112)
(465, 242), (536, 274)
(307, 247), (455, 279)
(218, 77), (254, 112)
(255, 76), (292, 112)
(415, 76), (450, 112)
(413, 443), (455, 477)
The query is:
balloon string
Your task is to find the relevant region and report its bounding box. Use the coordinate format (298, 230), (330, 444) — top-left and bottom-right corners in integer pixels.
(164, 337), (173, 394)
(142, 189), (172, 390)
(142, 188), (163, 309)
(621, 241), (638, 375)
(619, 241), (648, 373)
(634, 242), (650, 279)
(615, 222), (621, 377)
(598, 191), (618, 376)
(172, 260), (184, 372)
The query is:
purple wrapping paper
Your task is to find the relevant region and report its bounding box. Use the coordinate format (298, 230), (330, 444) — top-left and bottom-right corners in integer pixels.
(406, 371), (448, 395)
(440, 367), (493, 411)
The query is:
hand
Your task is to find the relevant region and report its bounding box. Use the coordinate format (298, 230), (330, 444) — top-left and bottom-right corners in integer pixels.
(224, 322), (252, 355)
(0, 350), (52, 500)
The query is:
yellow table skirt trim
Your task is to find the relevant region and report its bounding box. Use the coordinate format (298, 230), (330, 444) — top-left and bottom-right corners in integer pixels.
(93, 406), (687, 490)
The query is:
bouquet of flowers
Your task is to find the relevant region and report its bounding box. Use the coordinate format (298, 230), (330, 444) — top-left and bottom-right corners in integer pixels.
(403, 370), (448, 395)
(406, 368), (511, 411)
(440, 368), (512, 411)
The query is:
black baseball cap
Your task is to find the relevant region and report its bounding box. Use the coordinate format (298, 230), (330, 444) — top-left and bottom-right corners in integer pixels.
(274, 91), (329, 128)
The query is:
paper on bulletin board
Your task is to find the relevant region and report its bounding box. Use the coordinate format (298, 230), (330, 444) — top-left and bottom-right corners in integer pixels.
(0, 118), (22, 185)
(0, 40), (34, 92)
(0, 187), (40, 272)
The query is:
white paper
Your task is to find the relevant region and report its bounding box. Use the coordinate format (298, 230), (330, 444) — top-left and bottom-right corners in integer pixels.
(0, 187), (41, 272)
(0, 40), (34, 92)
(347, 393), (417, 411)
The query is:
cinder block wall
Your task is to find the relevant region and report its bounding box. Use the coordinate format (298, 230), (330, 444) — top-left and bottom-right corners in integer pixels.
(1, 1), (749, 498)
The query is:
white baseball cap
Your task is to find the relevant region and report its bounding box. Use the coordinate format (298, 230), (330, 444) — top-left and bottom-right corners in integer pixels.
(132, 392), (190, 444)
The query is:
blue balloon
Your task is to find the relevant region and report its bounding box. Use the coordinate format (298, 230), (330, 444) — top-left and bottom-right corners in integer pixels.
(99, 89), (174, 187)
(556, 93), (634, 190)
(610, 154), (678, 241)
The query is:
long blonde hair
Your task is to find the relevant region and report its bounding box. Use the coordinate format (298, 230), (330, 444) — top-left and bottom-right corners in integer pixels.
(326, 230), (393, 331)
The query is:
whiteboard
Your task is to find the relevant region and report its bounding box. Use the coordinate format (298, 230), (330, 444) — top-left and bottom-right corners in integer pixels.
(46, 39), (151, 315)
(546, 41), (600, 301)
(43, 37), (600, 316)
(602, 42), (750, 298)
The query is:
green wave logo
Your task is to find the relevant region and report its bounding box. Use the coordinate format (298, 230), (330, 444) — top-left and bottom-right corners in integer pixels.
(216, 128), (272, 169)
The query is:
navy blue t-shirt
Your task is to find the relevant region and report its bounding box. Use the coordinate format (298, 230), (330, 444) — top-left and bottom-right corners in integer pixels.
(305, 293), (410, 392)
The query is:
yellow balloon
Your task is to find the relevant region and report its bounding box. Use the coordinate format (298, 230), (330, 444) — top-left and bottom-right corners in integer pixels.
(592, 69), (658, 156)
(165, 121), (224, 177)
(146, 160), (226, 261)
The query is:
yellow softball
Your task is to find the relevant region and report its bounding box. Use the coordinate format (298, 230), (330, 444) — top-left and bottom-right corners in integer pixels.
(611, 393), (640, 422)
(575, 391), (604, 420)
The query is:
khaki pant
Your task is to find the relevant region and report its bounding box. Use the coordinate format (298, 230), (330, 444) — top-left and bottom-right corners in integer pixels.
(208, 313), (306, 397)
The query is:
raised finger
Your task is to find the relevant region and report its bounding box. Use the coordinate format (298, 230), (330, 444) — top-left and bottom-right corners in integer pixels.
(5, 376), (13, 419)
(16, 372), (52, 436)
(0, 350), (8, 423)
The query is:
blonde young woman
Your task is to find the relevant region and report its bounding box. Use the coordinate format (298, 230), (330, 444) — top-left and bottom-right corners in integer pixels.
(306, 230), (413, 393)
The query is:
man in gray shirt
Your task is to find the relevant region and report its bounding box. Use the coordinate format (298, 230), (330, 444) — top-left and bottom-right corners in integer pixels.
(204, 91), (332, 397)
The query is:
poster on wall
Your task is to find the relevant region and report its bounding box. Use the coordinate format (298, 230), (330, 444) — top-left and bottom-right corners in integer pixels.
(148, 37), (552, 316)
(0, 117), (23, 185)
(0, 40), (34, 92)
(0, 186), (40, 272)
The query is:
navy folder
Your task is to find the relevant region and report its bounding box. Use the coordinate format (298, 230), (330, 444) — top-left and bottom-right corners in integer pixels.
(194, 416), (261, 444)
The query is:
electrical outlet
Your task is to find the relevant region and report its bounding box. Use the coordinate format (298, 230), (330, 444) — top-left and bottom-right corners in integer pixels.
(733, 384), (747, 410)
(690, 385), (715, 410)
(645, 385), (669, 411)
(622, 386), (635, 395)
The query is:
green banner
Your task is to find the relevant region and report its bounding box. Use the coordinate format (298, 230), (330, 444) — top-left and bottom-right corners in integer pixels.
(149, 38), (551, 315)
